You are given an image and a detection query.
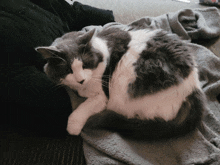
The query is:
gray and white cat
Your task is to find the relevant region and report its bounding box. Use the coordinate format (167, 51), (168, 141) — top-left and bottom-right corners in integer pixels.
(36, 27), (206, 140)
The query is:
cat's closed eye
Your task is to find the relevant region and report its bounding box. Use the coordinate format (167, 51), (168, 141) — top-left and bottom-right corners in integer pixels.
(81, 50), (103, 70)
(82, 60), (95, 69)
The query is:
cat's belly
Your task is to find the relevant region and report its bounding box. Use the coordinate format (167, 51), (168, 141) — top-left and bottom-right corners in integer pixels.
(107, 67), (201, 121)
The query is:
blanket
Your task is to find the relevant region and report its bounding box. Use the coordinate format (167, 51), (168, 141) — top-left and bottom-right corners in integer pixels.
(81, 7), (220, 165)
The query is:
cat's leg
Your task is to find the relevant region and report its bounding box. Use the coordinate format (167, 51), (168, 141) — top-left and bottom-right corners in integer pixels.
(66, 90), (107, 135)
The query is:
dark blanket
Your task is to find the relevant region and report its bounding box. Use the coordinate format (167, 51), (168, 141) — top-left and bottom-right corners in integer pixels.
(0, 0), (114, 136)
(81, 7), (220, 164)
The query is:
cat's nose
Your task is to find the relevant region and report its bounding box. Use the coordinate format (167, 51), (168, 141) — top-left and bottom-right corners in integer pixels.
(78, 79), (85, 84)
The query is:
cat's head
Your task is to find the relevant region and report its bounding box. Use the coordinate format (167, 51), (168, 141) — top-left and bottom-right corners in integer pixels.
(36, 29), (109, 97)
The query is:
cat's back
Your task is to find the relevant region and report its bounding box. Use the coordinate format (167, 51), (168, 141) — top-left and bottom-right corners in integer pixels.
(107, 29), (198, 119)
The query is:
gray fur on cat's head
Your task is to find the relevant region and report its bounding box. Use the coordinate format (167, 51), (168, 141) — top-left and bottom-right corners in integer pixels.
(36, 29), (103, 83)
(36, 29), (108, 98)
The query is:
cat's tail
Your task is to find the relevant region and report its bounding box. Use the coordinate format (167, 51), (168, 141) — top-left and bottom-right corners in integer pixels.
(84, 88), (206, 141)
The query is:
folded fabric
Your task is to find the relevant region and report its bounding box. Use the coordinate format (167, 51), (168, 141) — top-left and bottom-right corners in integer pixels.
(81, 7), (220, 164)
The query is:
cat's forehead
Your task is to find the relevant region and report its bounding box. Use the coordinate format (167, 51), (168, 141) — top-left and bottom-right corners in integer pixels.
(71, 58), (83, 70)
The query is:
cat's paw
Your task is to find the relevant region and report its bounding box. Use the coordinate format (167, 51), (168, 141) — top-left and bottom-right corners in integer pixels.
(66, 93), (108, 135)
(66, 112), (86, 135)
(66, 120), (83, 135)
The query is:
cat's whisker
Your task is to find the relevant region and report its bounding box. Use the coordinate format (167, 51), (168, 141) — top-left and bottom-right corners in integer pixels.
(92, 74), (111, 78)
(91, 78), (106, 85)
(91, 77), (109, 84)
(102, 75), (112, 79)
(91, 77), (109, 88)
(92, 75), (108, 79)
(101, 84), (109, 88)
(91, 75), (113, 89)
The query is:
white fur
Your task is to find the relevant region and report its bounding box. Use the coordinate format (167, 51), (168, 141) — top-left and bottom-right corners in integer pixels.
(108, 67), (200, 121)
(107, 30), (201, 121)
(107, 29), (159, 94)
(128, 29), (158, 53)
(91, 36), (110, 65)
(66, 29), (201, 135)
(67, 92), (107, 135)
(63, 36), (110, 135)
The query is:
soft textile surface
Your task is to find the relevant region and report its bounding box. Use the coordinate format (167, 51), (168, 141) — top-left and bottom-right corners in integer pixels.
(0, 0), (114, 136)
(0, 125), (86, 165)
(81, 7), (220, 165)
(0, 1), (114, 164)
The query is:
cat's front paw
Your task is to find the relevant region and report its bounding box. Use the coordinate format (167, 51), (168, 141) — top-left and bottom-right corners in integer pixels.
(66, 119), (83, 135)
(66, 113), (85, 135)
(66, 93), (108, 135)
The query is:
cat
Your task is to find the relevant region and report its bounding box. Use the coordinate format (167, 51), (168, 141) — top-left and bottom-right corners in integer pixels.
(36, 27), (206, 140)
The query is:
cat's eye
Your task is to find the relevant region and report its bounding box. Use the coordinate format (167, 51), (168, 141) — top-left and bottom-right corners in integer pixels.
(81, 52), (102, 69)
(82, 61), (93, 69)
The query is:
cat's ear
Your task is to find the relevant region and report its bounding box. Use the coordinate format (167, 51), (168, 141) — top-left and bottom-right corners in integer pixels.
(35, 46), (62, 59)
(77, 29), (96, 45)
